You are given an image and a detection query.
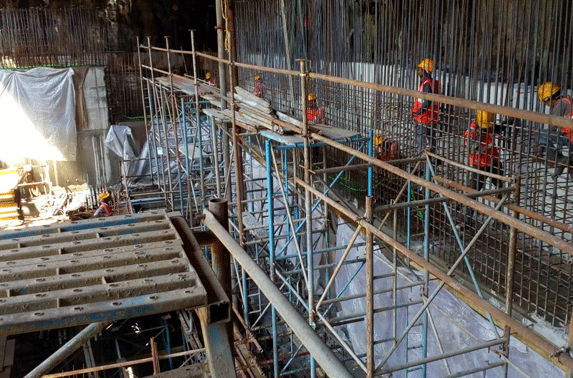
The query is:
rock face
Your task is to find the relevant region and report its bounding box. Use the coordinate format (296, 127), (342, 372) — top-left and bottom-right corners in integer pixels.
(0, 0), (217, 52)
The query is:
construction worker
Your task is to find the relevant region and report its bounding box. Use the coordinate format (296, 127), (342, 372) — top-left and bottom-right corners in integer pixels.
(206, 71), (216, 86)
(306, 93), (325, 124)
(94, 192), (113, 217)
(537, 82), (573, 178)
(464, 110), (504, 191)
(374, 133), (400, 162)
(412, 58), (441, 154)
(459, 110), (505, 230)
(253, 74), (265, 98)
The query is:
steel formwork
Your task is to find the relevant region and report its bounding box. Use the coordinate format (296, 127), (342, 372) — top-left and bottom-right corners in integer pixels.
(0, 211), (207, 335)
(132, 2), (573, 377)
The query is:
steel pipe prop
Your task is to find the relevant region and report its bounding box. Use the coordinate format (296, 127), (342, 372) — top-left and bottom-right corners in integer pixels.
(309, 133), (573, 257)
(426, 152), (513, 183)
(293, 177), (573, 371)
(374, 186), (515, 213)
(307, 72), (573, 130)
(377, 338), (506, 375)
(24, 321), (111, 378)
(433, 175), (573, 235)
(202, 210), (355, 378)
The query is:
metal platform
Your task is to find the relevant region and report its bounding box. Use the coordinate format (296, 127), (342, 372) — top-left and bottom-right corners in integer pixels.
(0, 210), (207, 335)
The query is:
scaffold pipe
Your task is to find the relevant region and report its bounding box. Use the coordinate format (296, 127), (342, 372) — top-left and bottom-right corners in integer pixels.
(202, 209), (355, 378)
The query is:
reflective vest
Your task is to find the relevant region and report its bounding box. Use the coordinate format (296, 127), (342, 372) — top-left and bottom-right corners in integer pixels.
(95, 202), (113, 217)
(413, 78), (440, 124)
(254, 82), (264, 98)
(307, 107), (325, 123)
(558, 96), (573, 142)
(375, 140), (400, 162)
(464, 122), (499, 168)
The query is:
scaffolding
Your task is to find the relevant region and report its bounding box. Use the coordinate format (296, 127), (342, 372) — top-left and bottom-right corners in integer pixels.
(130, 1), (573, 377)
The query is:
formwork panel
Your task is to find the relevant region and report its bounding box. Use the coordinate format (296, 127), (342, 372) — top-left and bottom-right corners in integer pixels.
(0, 210), (207, 335)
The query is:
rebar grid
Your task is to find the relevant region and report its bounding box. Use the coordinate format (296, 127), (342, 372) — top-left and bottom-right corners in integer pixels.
(0, 8), (142, 123)
(134, 1), (573, 376)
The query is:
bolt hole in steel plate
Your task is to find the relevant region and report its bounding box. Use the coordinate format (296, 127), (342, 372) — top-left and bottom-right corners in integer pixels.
(0, 211), (207, 336)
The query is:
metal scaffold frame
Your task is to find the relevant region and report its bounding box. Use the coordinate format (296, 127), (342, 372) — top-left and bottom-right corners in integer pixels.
(134, 4), (573, 378)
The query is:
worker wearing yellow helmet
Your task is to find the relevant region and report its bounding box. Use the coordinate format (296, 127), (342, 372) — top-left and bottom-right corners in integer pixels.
(464, 110), (503, 177)
(306, 92), (325, 123)
(536, 82), (573, 178)
(94, 192), (113, 217)
(253, 74), (265, 98)
(460, 110), (504, 229)
(206, 71), (216, 86)
(412, 58), (441, 155)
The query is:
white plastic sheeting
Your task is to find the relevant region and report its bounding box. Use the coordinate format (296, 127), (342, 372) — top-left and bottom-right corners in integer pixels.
(105, 125), (151, 186)
(0, 67), (76, 162)
(335, 220), (564, 378)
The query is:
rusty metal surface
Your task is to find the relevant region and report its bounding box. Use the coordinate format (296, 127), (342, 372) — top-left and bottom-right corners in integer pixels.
(0, 210), (207, 336)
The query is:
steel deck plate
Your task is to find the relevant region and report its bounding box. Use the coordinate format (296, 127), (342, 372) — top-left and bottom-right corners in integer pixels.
(0, 211), (207, 336)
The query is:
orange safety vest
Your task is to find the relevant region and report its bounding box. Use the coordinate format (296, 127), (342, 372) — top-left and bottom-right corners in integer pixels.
(375, 140), (400, 161)
(97, 202), (113, 217)
(413, 78), (440, 124)
(558, 96), (573, 142)
(307, 107), (325, 123)
(254, 82), (264, 98)
(464, 121), (499, 168)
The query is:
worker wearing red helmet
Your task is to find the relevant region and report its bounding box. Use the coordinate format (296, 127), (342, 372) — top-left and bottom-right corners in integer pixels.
(536, 82), (573, 178)
(412, 58), (441, 154)
(306, 92), (325, 124)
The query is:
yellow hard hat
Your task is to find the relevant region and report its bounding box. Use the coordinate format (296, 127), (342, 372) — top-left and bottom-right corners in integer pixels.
(537, 82), (560, 102)
(254, 74), (261, 81)
(373, 133), (385, 146)
(476, 110), (495, 129)
(417, 58), (434, 73)
(206, 71), (212, 80)
(98, 192), (110, 202)
(307, 93), (317, 101)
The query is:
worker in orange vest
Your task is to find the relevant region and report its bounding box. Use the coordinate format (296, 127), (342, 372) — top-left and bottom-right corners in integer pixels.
(464, 110), (504, 191)
(253, 74), (265, 98)
(306, 93), (325, 124)
(458, 110), (505, 230)
(412, 58), (441, 155)
(537, 82), (573, 178)
(94, 192), (113, 217)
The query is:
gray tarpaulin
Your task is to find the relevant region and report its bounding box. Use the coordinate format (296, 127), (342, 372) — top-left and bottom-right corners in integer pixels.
(0, 67), (76, 162)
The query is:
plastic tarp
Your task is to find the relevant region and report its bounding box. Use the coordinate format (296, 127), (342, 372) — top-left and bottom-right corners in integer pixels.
(105, 125), (151, 186)
(335, 220), (564, 378)
(0, 67), (76, 163)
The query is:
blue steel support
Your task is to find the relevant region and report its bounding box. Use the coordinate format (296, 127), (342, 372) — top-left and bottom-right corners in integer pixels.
(162, 316), (174, 370)
(274, 142), (367, 258)
(265, 140), (279, 377)
(146, 84), (158, 186)
(426, 161), (501, 338)
(197, 110), (205, 209)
